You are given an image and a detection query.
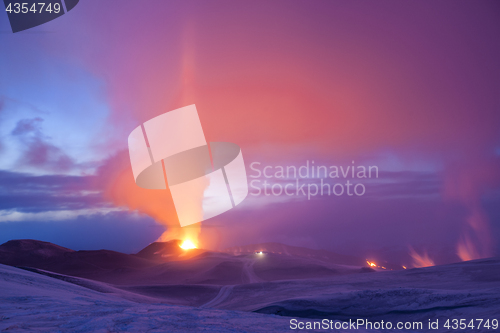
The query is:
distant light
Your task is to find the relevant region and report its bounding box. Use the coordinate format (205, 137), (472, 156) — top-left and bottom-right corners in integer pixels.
(180, 240), (197, 250)
(402, 265), (407, 270)
(257, 251), (263, 255)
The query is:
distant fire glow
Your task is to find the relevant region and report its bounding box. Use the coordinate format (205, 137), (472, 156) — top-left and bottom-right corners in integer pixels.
(366, 260), (388, 269)
(180, 240), (197, 250)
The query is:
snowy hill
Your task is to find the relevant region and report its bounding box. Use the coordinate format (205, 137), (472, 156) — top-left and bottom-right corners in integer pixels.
(0, 263), (314, 332)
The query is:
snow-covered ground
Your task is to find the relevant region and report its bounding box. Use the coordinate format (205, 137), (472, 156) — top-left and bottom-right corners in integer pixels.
(214, 258), (500, 332)
(0, 264), (373, 332)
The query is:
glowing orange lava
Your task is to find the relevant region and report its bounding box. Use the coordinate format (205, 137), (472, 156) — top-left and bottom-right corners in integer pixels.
(366, 260), (377, 267)
(180, 240), (197, 250)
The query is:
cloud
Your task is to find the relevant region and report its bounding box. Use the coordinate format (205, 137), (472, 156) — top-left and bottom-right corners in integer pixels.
(11, 117), (43, 136)
(0, 170), (108, 215)
(0, 208), (124, 223)
(0, 98), (5, 155)
(11, 118), (75, 172)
